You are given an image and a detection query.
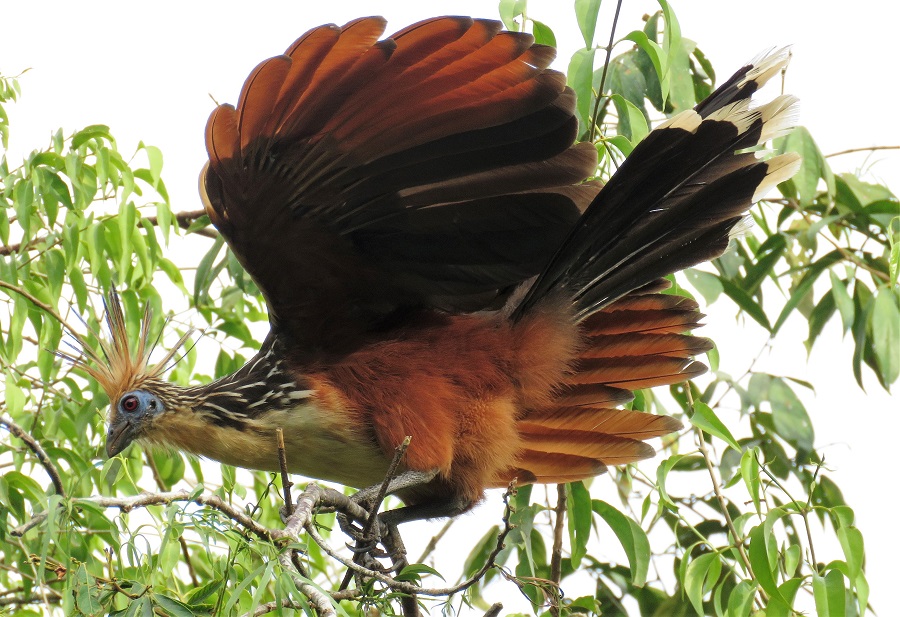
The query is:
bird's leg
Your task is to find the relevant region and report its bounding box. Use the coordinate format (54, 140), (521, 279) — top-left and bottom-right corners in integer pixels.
(337, 469), (440, 545)
(377, 496), (470, 528)
(352, 469), (440, 509)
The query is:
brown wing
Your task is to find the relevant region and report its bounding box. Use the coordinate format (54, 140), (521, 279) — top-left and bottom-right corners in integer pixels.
(200, 16), (599, 356)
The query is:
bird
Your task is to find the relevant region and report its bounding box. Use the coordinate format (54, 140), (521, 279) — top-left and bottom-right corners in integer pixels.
(69, 16), (799, 525)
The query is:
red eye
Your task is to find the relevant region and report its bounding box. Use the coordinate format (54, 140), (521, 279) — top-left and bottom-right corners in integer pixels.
(121, 395), (139, 412)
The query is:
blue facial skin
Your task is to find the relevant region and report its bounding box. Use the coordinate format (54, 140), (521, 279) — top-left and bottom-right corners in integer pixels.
(106, 390), (164, 457)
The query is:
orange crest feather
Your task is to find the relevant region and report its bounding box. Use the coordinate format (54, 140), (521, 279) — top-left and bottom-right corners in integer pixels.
(62, 288), (193, 404)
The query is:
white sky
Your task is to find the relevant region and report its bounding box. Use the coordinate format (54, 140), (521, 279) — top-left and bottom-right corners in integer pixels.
(1, 0), (897, 613)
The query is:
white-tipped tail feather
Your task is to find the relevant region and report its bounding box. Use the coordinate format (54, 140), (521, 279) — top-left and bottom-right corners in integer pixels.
(513, 47), (802, 321)
(753, 153), (803, 201)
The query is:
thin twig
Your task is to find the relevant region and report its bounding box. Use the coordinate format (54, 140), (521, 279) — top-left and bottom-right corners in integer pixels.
(83, 490), (273, 541)
(143, 209), (215, 238)
(782, 197), (891, 283)
(277, 553), (337, 617)
(483, 603), (503, 617)
(275, 428), (293, 515)
(0, 209), (214, 256)
(588, 0), (625, 142)
(688, 387), (768, 606)
(10, 513), (48, 537)
(0, 416), (66, 496)
(0, 594), (62, 607)
(755, 452), (822, 572)
(339, 436), (412, 591)
(824, 145), (900, 158)
(416, 518), (455, 564)
(363, 437), (411, 539)
(0, 280), (83, 342)
(549, 483), (566, 617)
(241, 598), (305, 617)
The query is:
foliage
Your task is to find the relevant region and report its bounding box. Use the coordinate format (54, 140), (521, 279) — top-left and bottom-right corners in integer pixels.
(0, 1), (896, 615)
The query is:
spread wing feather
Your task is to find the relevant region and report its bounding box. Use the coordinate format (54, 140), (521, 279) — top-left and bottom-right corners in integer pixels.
(201, 16), (598, 355)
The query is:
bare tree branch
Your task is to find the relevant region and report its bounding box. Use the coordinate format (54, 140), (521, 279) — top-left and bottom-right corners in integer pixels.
(483, 603), (504, 617)
(80, 490), (274, 541)
(277, 553), (337, 617)
(0, 280), (84, 341)
(549, 483), (566, 617)
(0, 415), (65, 496)
(0, 593), (62, 607)
(825, 144), (900, 158)
(0, 209), (215, 257)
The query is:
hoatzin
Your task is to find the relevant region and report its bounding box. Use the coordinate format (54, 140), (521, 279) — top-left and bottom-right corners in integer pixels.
(73, 17), (799, 524)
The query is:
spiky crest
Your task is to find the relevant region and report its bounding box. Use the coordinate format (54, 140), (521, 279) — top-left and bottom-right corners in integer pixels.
(59, 287), (194, 404)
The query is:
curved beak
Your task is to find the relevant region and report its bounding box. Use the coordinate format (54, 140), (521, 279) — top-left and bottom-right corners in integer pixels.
(106, 415), (138, 457)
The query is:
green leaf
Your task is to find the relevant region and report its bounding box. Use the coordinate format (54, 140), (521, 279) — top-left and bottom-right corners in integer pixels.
(592, 500), (650, 586)
(574, 0), (602, 48)
(463, 525), (503, 576)
(656, 0), (685, 109)
(777, 126), (834, 205)
(656, 455), (682, 510)
(855, 572), (870, 616)
(498, 0), (527, 31)
(726, 580), (757, 617)
(813, 569), (847, 617)
(566, 481), (592, 566)
(609, 93), (649, 144)
(623, 30), (668, 103)
(142, 144), (164, 187)
(807, 289), (837, 352)
(689, 400), (740, 451)
(567, 48), (597, 134)
(396, 562), (444, 583)
(185, 579), (224, 606)
(193, 235), (225, 305)
(603, 134), (634, 157)
(767, 577), (805, 617)
(74, 564), (103, 615)
(685, 268), (723, 304)
(5, 372), (26, 416)
(772, 250), (842, 333)
(888, 216), (899, 286)
(740, 447), (762, 516)
(851, 281), (875, 387)
(152, 594), (195, 617)
(871, 288), (900, 385)
(748, 523), (786, 604)
(769, 378), (814, 451)
(743, 233), (787, 295)
(837, 526), (864, 581)
(530, 19), (556, 47)
(72, 124), (113, 149)
(783, 544), (801, 577)
(718, 276), (772, 331)
(684, 552), (722, 614)
(829, 271), (855, 334)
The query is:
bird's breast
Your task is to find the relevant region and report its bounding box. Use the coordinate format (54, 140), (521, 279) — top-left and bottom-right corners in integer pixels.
(149, 397), (392, 489)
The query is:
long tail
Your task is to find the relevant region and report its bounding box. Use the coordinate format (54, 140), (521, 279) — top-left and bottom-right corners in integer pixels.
(496, 51), (801, 486)
(512, 49), (800, 323)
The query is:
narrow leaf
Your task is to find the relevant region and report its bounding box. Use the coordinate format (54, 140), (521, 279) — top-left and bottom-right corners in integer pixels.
(593, 500), (650, 586)
(690, 400), (740, 451)
(574, 0), (602, 48)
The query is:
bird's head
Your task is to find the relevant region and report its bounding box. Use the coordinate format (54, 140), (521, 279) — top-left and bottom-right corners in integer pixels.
(61, 288), (194, 457)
